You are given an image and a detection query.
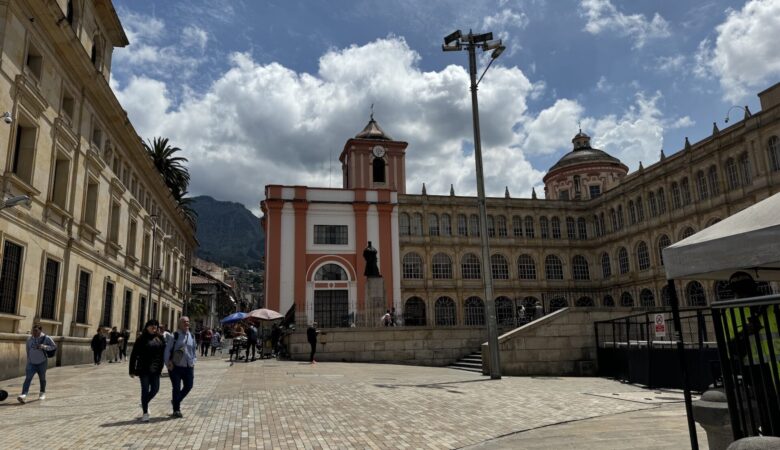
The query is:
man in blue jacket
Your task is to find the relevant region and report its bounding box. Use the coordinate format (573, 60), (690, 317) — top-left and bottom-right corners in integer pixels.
(18, 324), (57, 403)
(164, 316), (197, 418)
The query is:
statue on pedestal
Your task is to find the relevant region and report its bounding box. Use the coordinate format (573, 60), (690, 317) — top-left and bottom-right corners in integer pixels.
(363, 241), (381, 278)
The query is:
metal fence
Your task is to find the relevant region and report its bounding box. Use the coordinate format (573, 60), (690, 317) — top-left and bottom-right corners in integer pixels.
(595, 307), (719, 391)
(712, 294), (780, 439)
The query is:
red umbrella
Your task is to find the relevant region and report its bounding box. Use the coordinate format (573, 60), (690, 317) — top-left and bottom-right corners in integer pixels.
(247, 308), (283, 321)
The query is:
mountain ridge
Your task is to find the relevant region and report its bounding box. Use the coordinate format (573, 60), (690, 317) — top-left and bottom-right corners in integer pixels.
(191, 195), (264, 269)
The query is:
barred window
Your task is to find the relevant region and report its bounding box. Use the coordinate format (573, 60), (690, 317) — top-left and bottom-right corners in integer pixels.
(399, 213), (410, 236)
(402, 253), (423, 279)
(648, 192), (657, 217)
(681, 178), (692, 205)
(636, 197), (645, 221)
(618, 247), (629, 274)
(496, 296), (515, 326)
(679, 227), (695, 240)
(491, 254), (509, 280)
(726, 158), (739, 190)
(76, 270), (90, 324)
(594, 214), (601, 237)
(620, 292), (634, 307)
(549, 297), (568, 312)
(656, 189), (666, 214)
(661, 286), (671, 306)
(0, 241), (24, 314)
(540, 216), (549, 239)
(487, 215), (495, 237)
(601, 252), (612, 279)
(428, 214), (439, 236)
(610, 208), (618, 232)
(603, 295), (615, 307)
(314, 264), (348, 280)
(457, 214), (468, 236)
(739, 152), (752, 185)
(617, 205), (624, 229)
(435, 297), (456, 326)
(572, 255), (590, 280)
(512, 216), (522, 237)
(637, 241), (650, 270)
(566, 217), (576, 239)
(696, 170), (708, 200)
(708, 166), (720, 196)
(517, 254), (537, 280)
(576, 297), (594, 307)
(461, 253), (482, 279)
(599, 213), (606, 236)
(657, 234), (671, 266)
(441, 214), (452, 236)
(411, 213), (424, 236)
(497, 215), (507, 237)
(769, 136), (780, 172)
(464, 296), (485, 326)
(671, 182), (681, 209)
(640, 289), (655, 308)
(469, 214), (480, 237)
(544, 255), (563, 280)
(524, 216), (535, 238)
(577, 217), (587, 240)
(404, 297), (426, 326)
(686, 281), (706, 306)
(715, 280), (735, 301)
(628, 201), (637, 224)
(40, 259), (60, 320)
(431, 253), (452, 279)
(551, 217), (561, 239)
(101, 281), (114, 327)
(314, 225), (348, 245)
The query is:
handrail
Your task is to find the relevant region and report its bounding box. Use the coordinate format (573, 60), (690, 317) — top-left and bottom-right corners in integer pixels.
(711, 294), (780, 309)
(593, 306), (708, 324)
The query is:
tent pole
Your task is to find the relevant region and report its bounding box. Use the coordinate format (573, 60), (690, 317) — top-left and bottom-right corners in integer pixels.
(668, 279), (699, 449)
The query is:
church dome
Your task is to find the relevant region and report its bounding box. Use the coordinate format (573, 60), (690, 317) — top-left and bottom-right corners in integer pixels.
(355, 115), (392, 141)
(547, 131), (622, 173)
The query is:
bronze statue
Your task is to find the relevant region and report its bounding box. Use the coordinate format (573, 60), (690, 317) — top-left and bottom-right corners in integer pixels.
(363, 241), (380, 277)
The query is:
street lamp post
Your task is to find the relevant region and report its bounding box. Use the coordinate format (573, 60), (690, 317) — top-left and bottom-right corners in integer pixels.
(443, 30), (505, 379)
(146, 215), (158, 322)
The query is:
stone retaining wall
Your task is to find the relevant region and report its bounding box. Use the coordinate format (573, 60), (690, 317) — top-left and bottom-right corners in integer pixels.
(288, 327), (488, 366)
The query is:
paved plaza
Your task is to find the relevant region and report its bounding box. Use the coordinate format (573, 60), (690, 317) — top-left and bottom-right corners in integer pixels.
(0, 357), (706, 449)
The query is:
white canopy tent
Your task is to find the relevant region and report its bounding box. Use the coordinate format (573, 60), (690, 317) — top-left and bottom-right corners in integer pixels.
(663, 191), (780, 282)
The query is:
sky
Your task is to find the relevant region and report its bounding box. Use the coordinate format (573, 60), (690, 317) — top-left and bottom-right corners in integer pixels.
(109, 0), (780, 212)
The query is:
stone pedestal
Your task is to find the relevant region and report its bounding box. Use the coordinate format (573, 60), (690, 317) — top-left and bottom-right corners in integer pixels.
(693, 389), (733, 450)
(364, 277), (386, 327)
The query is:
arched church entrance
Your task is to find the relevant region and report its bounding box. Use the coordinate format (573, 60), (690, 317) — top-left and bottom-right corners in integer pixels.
(310, 262), (354, 328)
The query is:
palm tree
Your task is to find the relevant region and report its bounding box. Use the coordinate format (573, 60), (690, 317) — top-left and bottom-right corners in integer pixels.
(143, 137), (190, 201)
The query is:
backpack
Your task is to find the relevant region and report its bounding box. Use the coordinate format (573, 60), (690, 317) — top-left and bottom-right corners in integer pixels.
(41, 336), (56, 358)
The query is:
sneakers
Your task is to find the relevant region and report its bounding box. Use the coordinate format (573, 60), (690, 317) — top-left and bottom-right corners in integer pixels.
(39, 393), (45, 400)
(141, 413), (150, 422)
(17, 394), (26, 404)
(171, 411), (183, 418)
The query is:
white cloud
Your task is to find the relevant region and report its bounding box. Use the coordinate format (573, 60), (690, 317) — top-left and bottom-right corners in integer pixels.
(595, 75), (611, 92)
(580, 0), (671, 48)
(655, 54), (686, 73)
(482, 8), (529, 30)
(182, 26), (209, 51)
(694, 0), (780, 102)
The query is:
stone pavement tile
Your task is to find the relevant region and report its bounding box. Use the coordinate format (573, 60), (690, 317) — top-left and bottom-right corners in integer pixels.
(1, 357), (690, 449)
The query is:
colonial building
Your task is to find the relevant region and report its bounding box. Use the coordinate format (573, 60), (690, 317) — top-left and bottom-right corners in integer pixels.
(0, 0), (196, 353)
(263, 82), (780, 328)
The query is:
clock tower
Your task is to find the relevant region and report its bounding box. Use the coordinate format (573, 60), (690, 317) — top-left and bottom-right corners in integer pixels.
(339, 115), (408, 193)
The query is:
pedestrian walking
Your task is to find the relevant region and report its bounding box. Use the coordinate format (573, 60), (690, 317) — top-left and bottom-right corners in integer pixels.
(164, 316), (197, 418)
(210, 329), (222, 356)
(270, 323), (281, 357)
(119, 328), (130, 361)
(390, 307), (397, 326)
(245, 323), (258, 361)
(129, 319), (165, 422)
(307, 322), (319, 364)
(90, 327), (106, 365)
(108, 326), (121, 363)
(18, 324), (57, 403)
(200, 328), (212, 357)
(381, 310), (391, 326)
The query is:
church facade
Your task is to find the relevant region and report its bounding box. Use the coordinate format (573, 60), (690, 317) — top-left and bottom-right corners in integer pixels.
(262, 83), (780, 327)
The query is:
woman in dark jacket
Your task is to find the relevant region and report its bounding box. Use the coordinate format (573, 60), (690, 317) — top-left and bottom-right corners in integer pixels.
(90, 328), (106, 365)
(129, 319), (165, 422)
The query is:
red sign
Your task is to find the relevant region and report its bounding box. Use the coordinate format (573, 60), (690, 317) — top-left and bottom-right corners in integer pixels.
(654, 313), (666, 337)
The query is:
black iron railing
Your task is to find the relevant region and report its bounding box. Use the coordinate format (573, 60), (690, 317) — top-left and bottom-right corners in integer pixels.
(595, 307), (719, 391)
(712, 294), (780, 439)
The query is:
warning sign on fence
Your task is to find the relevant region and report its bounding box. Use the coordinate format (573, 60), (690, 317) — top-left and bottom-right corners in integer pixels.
(654, 313), (666, 337)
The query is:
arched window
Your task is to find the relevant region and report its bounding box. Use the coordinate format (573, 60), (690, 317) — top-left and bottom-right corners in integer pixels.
(399, 213), (410, 236)
(620, 292), (634, 307)
(441, 214), (451, 236)
(714, 280), (735, 301)
(372, 157), (386, 183)
(617, 205), (624, 229)
(572, 255), (590, 280)
(601, 252), (612, 279)
(637, 241), (650, 270)
(610, 208), (618, 232)
(603, 295), (615, 307)
(314, 264), (348, 280)
(577, 217), (587, 240)
(594, 214), (602, 237)
(404, 297), (426, 326)
(540, 216), (549, 239)
(725, 158), (739, 190)
(524, 216), (535, 238)
(491, 254), (509, 280)
(435, 297), (456, 326)
(648, 192), (658, 217)
(768, 136), (780, 172)
(497, 215), (507, 237)
(657, 188), (666, 214)
(681, 178), (692, 205)
(576, 297), (595, 307)
(679, 227), (695, 240)
(549, 297), (568, 312)
(640, 289), (655, 308)
(457, 214), (468, 236)
(487, 215), (495, 237)
(566, 217), (577, 239)
(411, 213), (423, 236)
(517, 255), (537, 280)
(431, 253), (452, 279)
(636, 196), (645, 221)
(545, 255), (564, 280)
(739, 152), (752, 185)
(512, 216), (522, 237)
(402, 253), (423, 279)
(91, 35), (105, 70)
(469, 214), (480, 237)
(428, 214), (439, 236)
(618, 247), (630, 274)
(551, 217), (562, 239)
(661, 286), (671, 306)
(706, 217), (721, 228)
(461, 253), (481, 279)
(696, 170), (709, 200)
(657, 234), (671, 266)
(708, 165), (720, 196)
(671, 182), (681, 209)
(495, 296), (515, 326)
(628, 201), (637, 224)
(685, 281), (707, 306)
(464, 297), (485, 326)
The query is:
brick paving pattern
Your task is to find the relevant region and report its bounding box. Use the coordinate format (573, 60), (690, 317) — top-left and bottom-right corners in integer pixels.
(0, 357), (700, 449)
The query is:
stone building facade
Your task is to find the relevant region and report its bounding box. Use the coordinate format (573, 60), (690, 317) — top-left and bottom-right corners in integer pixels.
(0, 0), (196, 350)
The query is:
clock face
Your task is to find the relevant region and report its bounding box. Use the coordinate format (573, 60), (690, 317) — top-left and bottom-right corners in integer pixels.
(372, 146), (386, 158)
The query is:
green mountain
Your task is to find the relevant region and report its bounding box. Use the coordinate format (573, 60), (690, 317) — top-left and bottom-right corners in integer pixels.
(191, 196), (264, 269)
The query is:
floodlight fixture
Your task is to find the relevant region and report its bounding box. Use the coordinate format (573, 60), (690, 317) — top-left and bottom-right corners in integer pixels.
(442, 44), (461, 52)
(444, 30), (462, 45)
(483, 39), (503, 51)
(491, 45), (506, 59)
(469, 32), (493, 43)
(1, 111), (12, 124)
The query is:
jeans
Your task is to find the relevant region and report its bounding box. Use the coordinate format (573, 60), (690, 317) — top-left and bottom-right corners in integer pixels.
(119, 345), (128, 360)
(200, 342), (209, 357)
(169, 366), (194, 412)
(93, 350), (103, 364)
(22, 361), (47, 395)
(139, 374), (160, 414)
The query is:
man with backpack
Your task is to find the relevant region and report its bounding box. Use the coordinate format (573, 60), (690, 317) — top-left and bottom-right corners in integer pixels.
(18, 324), (57, 403)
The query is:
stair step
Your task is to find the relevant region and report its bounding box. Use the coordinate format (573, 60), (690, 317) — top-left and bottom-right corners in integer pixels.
(461, 357), (482, 363)
(449, 366), (484, 373)
(451, 362), (483, 369)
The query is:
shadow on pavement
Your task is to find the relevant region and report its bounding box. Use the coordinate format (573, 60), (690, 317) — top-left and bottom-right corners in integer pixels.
(374, 378), (491, 394)
(101, 416), (176, 427)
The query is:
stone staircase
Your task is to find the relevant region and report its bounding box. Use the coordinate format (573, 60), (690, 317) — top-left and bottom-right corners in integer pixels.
(448, 350), (484, 374)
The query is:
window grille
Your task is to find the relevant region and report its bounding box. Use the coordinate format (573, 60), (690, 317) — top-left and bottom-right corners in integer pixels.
(464, 297), (485, 326)
(636, 196), (645, 221)
(315, 264), (348, 281)
(603, 295), (615, 307)
(76, 271), (90, 324)
(512, 216), (522, 237)
(495, 297), (514, 326)
(577, 217), (587, 240)
(431, 253), (452, 279)
(594, 215), (602, 237)
(404, 297), (426, 326)
(314, 225), (348, 245)
(589, 185), (601, 198)
(551, 217), (561, 239)
(457, 214), (468, 236)
(428, 214), (439, 236)
(617, 205), (624, 229)
(572, 255), (590, 280)
(628, 202), (637, 224)
(661, 286), (671, 306)
(122, 290), (132, 331)
(656, 189), (666, 214)
(697, 170), (708, 200)
(620, 292), (634, 307)
(610, 209), (618, 232)
(545, 255), (563, 280)
(487, 215), (495, 237)
(461, 253), (481, 279)
(314, 290), (349, 328)
(769, 136), (780, 172)
(680, 227), (695, 240)
(726, 158), (739, 190)
(540, 216), (549, 239)
(739, 152), (752, 185)
(708, 166), (720, 196)
(618, 248), (630, 274)
(648, 192), (657, 216)
(102, 281), (114, 327)
(497, 215), (507, 237)
(637, 241), (650, 270)
(40, 259), (60, 320)
(681, 178), (692, 205)
(576, 297), (594, 307)
(517, 255), (537, 280)
(411, 213), (423, 236)
(566, 217), (577, 239)
(469, 214), (480, 237)
(402, 253), (423, 279)
(524, 216), (535, 238)
(685, 281), (707, 306)
(601, 253), (612, 279)
(441, 214), (451, 236)
(714, 280), (735, 301)
(671, 182), (681, 209)
(0, 241), (23, 314)
(657, 235), (671, 265)
(434, 297), (456, 326)
(549, 297), (568, 312)
(491, 254), (509, 280)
